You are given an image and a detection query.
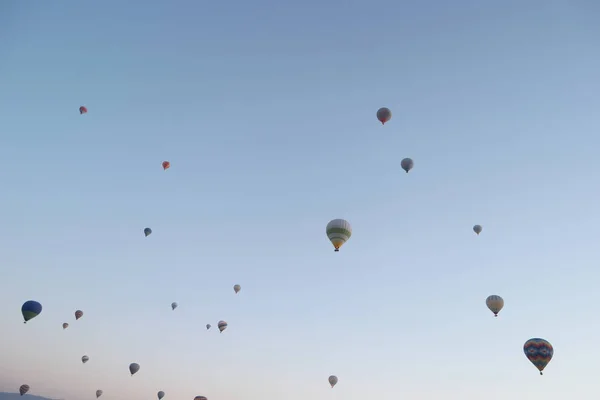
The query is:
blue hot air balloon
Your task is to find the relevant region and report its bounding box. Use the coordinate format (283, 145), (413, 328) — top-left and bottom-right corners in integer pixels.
(21, 301), (42, 323)
(144, 228), (152, 237)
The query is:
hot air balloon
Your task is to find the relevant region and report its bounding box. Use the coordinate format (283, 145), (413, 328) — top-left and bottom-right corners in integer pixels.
(162, 161), (170, 170)
(218, 320), (228, 333)
(79, 106), (87, 115)
(62, 323), (69, 329)
(328, 375), (338, 388)
(144, 228), (152, 237)
(233, 284), (241, 294)
(158, 391), (165, 400)
(401, 158), (414, 173)
(19, 385), (30, 396)
(96, 390), (103, 398)
(194, 396), (207, 400)
(206, 324), (211, 330)
(486, 295), (504, 317)
(129, 363), (140, 376)
(75, 310), (83, 320)
(376, 107), (391, 125)
(326, 219), (352, 252)
(82, 355), (89, 364)
(473, 225), (482, 235)
(21, 301), (42, 323)
(171, 302), (178, 310)
(524, 338), (553, 375)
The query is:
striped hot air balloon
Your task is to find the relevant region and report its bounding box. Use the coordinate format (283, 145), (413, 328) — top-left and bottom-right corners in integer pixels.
(218, 320), (228, 333)
(326, 219), (352, 252)
(524, 338), (553, 375)
(19, 385), (30, 396)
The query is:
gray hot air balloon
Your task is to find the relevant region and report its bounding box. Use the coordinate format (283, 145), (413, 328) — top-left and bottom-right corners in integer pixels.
(129, 363), (140, 376)
(206, 324), (211, 330)
(96, 390), (103, 398)
(486, 295), (504, 317)
(171, 302), (178, 310)
(328, 375), (338, 388)
(144, 228), (152, 237)
(473, 225), (482, 235)
(376, 107), (392, 125)
(218, 320), (228, 333)
(158, 391), (165, 400)
(19, 385), (30, 396)
(401, 158), (414, 173)
(233, 284), (241, 294)
(82, 355), (89, 364)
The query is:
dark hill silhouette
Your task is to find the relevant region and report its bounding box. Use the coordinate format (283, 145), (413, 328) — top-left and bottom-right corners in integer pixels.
(0, 393), (61, 400)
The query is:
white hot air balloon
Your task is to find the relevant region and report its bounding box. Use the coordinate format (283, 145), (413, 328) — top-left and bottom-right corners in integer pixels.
(486, 295), (504, 317)
(328, 375), (338, 388)
(326, 219), (352, 252)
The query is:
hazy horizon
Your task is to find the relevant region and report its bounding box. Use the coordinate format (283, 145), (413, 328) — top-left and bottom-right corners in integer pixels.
(1, 1), (599, 400)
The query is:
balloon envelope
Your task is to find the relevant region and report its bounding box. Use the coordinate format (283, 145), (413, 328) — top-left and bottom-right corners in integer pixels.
(218, 320), (228, 332)
(486, 295), (504, 316)
(206, 324), (211, 330)
(144, 228), (152, 237)
(82, 355), (89, 363)
(62, 323), (69, 329)
(96, 390), (103, 398)
(19, 385), (30, 396)
(233, 284), (241, 294)
(376, 107), (392, 125)
(162, 161), (170, 170)
(129, 363), (140, 375)
(194, 397), (207, 400)
(79, 106), (87, 114)
(524, 338), (553, 375)
(171, 302), (178, 310)
(158, 391), (165, 400)
(326, 219), (352, 252)
(75, 310), (83, 320)
(21, 301), (42, 323)
(473, 225), (482, 235)
(401, 158), (414, 173)
(328, 375), (338, 388)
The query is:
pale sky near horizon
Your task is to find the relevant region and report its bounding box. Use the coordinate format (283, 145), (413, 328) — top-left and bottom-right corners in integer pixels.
(1, 1), (599, 399)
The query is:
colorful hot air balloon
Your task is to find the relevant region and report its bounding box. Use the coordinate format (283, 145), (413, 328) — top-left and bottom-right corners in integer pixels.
(194, 396), (207, 400)
(473, 225), (482, 235)
(326, 219), (352, 252)
(233, 284), (241, 294)
(485, 295), (504, 317)
(129, 363), (140, 376)
(162, 161), (170, 170)
(158, 391), (165, 400)
(82, 355), (89, 364)
(79, 106), (87, 115)
(21, 301), (42, 323)
(62, 323), (69, 329)
(206, 324), (211, 330)
(75, 310), (84, 320)
(171, 302), (178, 310)
(376, 107), (391, 125)
(96, 390), (103, 398)
(218, 320), (228, 333)
(524, 338), (553, 375)
(144, 228), (152, 237)
(19, 385), (30, 396)
(328, 375), (338, 388)
(401, 158), (414, 173)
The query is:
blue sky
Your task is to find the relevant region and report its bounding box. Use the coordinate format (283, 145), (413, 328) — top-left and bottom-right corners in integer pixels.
(1, 1), (599, 399)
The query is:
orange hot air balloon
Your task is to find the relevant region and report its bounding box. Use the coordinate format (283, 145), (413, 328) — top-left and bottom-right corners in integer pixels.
(79, 106), (88, 115)
(162, 161), (170, 170)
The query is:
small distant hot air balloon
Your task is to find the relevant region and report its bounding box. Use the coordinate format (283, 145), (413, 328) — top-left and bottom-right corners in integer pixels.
(524, 338), (553, 375)
(96, 390), (103, 398)
(194, 396), (207, 400)
(79, 106), (87, 115)
(19, 385), (30, 396)
(171, 302), (178, 310)
(218, 320), (228, 333)
(326, 219), (352, 252)
(62, 323), (69, 330)
(75, 310), (84, 320)
(162, 161), (170, 170)
(21, 301), (42, 323)
(206, 324), (211, 330)
(473, 225), (482, 235)
(328, 375), (338, 388)
(376, 107), (392, 125)
(401, 158), (414, 173)
(144, 228), (152, 237)
(129, 363), (140, 376)
(82, 355), (89, 364)
(233, 284), (241, 294)
(485, 295), (504, 317)
(157, 391), (165, 400)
